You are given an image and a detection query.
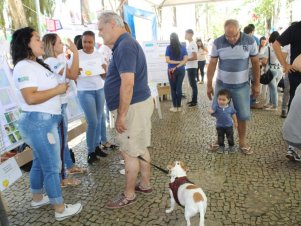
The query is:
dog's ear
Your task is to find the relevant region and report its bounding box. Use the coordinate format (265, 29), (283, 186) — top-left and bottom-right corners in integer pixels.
(179, 161), (189, 172)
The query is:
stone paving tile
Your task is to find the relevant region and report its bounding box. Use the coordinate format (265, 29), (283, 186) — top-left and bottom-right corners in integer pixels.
(3, 86), (301, 226)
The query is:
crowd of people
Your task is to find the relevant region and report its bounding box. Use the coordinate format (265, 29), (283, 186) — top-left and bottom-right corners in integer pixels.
(1, 10), (300, 223)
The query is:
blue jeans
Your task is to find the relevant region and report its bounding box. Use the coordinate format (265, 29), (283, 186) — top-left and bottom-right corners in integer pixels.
(198, 60), (206, 81)
(268, 69), (282, 108)
(168, 69), (185, 107)
(187, 68), (198, 103)
(78, 88), (105, 154)
(99, 109), (108, 144)
(58, 104), (74, 179)
(18, 112), (63, 205)
(215, 80), (251, 121)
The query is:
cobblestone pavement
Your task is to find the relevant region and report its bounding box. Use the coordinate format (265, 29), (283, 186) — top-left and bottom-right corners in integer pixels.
(3, 85), (301, 226)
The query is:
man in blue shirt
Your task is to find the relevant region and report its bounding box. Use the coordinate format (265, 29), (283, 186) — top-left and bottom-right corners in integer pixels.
(207, 19), (260, 155)
(98, 11), (154, 209)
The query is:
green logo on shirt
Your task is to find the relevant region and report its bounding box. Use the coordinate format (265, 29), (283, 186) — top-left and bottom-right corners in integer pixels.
(18, 76), (29, 82)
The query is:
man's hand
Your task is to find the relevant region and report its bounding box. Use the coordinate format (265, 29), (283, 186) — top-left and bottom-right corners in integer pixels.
(207, 85), (214, 100)
(115, 114), (127, 133)
(251, 83), (260, 99)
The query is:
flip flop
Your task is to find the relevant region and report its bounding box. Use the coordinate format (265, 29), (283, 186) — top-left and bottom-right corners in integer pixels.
(102, 142), (119, 149)
(66, 166), (88, 175)
(207, 143), (219, 151)
(61, 178), (81, 188)
(239, 146), (253, 155)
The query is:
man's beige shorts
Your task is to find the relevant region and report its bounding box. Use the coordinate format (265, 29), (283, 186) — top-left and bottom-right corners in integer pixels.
(114, 97), (154, 157)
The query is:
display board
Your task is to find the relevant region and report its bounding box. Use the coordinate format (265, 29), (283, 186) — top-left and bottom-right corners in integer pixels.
(0, 56), (23, 154)
(142, 41), (170, 83)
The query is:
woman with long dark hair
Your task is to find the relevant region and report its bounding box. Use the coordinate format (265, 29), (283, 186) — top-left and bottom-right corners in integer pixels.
(165, 33), (188, 112)
(11, 27), (82, 221)
(196, 38), (208, 83)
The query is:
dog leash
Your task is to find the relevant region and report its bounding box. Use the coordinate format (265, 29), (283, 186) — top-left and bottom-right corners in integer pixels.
(138, 156), (169, 174)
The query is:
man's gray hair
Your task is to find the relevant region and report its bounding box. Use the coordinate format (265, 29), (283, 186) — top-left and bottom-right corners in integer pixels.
(224, 19), (240, 28)
(98, 11), (125, 28)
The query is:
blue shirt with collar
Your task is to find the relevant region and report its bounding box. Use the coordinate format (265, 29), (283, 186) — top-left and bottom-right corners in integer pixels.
(211, 103), (236, 128)
(104, 33), (151, 111)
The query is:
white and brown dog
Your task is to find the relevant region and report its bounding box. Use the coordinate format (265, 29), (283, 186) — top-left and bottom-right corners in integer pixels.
(166, 161), (207, 226)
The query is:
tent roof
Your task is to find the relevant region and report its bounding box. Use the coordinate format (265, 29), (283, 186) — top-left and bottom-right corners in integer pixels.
(143, 0), (231, 7)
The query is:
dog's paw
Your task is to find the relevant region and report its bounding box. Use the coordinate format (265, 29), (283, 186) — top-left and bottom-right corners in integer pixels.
(165, 208), (173, 214)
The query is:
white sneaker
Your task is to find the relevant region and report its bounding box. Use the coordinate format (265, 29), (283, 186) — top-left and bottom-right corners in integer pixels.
(169, 107), (177, 112)
(31, 195), (50, 209)
(177, 107), (182, 112)
(55, 203), (82, 221)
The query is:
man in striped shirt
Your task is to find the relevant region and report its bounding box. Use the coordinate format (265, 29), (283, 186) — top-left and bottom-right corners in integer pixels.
(206, 19), (260, 155)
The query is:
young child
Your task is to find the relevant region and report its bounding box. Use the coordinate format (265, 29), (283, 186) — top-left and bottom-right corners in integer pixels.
(209, 89), (238, 154)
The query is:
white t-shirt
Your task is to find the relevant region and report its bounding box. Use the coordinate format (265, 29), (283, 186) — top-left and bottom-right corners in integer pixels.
(99, 44), (112, 65)
(77, 50), (105, 91)
(186, 41), (198, 69)
(263, 44), (281, 66)
(13, 60), (61, 114)
(45, 56), (72, 104)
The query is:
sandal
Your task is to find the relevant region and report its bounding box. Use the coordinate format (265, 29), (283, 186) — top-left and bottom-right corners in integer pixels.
(207, 143), (219, 152)
(66, 166), (88, 175)
(102, 142), (118, 149)
(240, 146), (253, 155)
(61, 178), (81, 188)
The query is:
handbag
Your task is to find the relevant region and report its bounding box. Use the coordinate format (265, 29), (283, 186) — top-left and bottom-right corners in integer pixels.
(260, 47), (274, 85)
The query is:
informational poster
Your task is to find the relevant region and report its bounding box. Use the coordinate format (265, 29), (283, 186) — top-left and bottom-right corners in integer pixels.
(142, 41), (170, 83)
(0, 157), (22, 191)
(0, 57), (23, 154)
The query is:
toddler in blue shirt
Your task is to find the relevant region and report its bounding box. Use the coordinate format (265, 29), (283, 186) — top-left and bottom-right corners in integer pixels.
(209, 89), (238, 154)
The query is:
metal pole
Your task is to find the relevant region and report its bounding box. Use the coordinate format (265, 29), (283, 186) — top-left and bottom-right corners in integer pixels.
(35, 0), (42, 35)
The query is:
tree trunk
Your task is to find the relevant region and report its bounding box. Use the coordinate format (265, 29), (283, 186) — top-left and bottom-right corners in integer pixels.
(8, 0), (28, 29)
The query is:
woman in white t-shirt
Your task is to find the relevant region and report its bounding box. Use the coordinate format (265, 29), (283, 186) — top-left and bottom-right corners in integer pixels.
(262, 31), (284, 110)
(43, 33), (87, 186)
(77, 31), (108, 164)
(11, 27), (82, 220)
(196, 38), (208, 84)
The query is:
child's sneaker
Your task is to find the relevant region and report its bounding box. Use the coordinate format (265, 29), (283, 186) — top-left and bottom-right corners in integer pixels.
(286, 146), (301, 162)
(217, 147), (224, 154)
(228, 146), (236, 154)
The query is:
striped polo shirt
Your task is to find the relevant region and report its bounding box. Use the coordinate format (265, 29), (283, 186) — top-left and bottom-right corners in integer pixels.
(210, 32), (258, 85)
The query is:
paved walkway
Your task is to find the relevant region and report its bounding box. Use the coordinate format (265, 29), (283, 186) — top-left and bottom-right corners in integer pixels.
(3, 85), (301, 226)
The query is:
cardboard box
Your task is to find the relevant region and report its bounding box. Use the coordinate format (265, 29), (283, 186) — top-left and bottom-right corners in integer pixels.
(14, 147), (32, 167)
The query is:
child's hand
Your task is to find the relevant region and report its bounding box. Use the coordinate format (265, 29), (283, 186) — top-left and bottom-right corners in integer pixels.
(208, 108), (214, 114)
(234, 122), (238, 129)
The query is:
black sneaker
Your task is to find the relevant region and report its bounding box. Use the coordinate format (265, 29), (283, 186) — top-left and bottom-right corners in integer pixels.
(87, 152), (99, 164)
(95, 146), (108, 157)
(69, 149), (75, 163)
(188, 102), (197, 107)
(186, 101), (193, 105)
(280, 110), (287, 118)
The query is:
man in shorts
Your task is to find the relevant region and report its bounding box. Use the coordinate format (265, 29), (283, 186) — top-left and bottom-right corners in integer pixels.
(206, 19), (260, 155)
(98, 11), (154, 209)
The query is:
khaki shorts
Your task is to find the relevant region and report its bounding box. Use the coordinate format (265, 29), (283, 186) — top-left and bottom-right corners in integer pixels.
(114, 97), (154, 157)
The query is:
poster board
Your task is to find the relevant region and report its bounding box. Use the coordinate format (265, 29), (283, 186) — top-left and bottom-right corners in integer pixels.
(142, 41), (170, 83)
(0, 56), (23, 154)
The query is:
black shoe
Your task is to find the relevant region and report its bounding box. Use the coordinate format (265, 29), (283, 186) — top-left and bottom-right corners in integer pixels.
(87, 152), (99, 164)
(95, 146), (108, 157)
(69, 149), (75, 163)
(186, 101), (193, 105)
(188, 102), (197, 107)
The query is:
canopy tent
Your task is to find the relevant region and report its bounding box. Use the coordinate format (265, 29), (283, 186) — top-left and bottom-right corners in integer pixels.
(143, 0), (231, 7)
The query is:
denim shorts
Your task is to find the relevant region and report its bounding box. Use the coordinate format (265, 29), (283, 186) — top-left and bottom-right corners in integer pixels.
(214, 80), (251, 120)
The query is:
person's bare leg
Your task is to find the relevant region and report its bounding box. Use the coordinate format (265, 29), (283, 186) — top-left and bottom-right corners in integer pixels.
(139, 149), (151, 188)
(238, 120), (247, 147)
(122, 151), (139, 198)
(32, 193), (43, 202)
